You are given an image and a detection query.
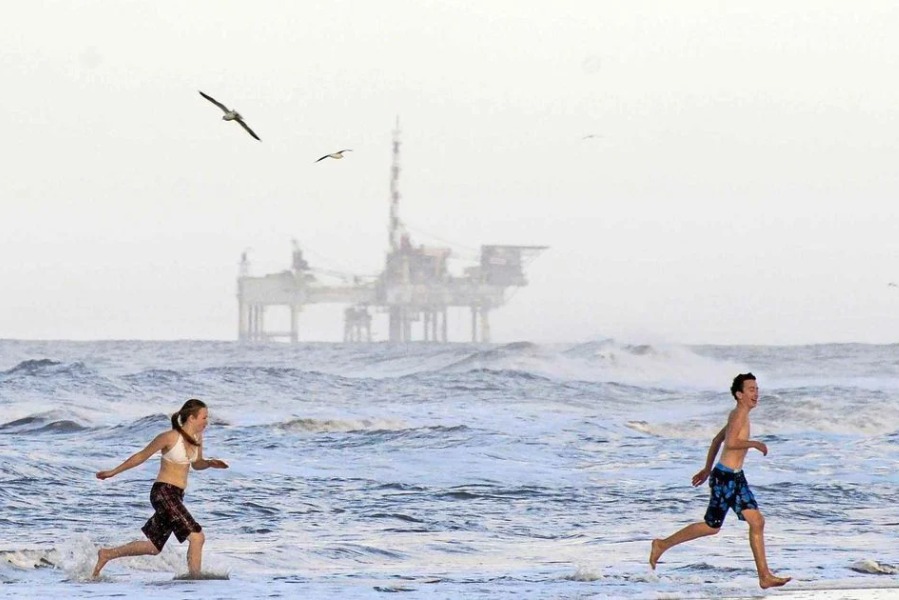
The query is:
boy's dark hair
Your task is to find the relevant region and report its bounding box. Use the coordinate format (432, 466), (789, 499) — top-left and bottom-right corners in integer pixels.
(730, 372), (756, 399)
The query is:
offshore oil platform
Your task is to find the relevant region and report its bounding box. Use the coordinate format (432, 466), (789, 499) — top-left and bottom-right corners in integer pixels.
(236, 122), (547, 343)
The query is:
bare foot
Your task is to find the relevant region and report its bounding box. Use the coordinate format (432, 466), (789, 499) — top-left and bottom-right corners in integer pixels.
(649, 539), (665, 570)
(92, 549), (112, 578)
(759, 574), (791, 589)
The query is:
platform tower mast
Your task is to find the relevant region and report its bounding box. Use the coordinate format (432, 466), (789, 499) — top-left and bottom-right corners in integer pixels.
(387, 117), (409, 341)
(389, 117), (401, 252)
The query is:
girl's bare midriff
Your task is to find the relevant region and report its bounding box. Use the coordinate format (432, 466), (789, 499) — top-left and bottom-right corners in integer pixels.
(156, 458), (191, 489)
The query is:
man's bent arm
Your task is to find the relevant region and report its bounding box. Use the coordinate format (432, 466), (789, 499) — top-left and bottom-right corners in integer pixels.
(692, 425), (727, 486)
(703, 426), (726, 470)
(723, 438), (765, 452)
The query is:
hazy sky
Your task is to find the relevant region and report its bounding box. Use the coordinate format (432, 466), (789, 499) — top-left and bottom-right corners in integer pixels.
(3, 1), (898, 345)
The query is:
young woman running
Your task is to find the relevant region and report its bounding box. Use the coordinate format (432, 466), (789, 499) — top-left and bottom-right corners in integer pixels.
(92, 398), (228, 578)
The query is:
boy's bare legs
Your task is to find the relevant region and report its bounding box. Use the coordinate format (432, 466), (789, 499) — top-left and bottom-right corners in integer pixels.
(186, 531), (205, 577)
(92, 540), (159, 577)
(742, 510), (790, 588)
(650, 521), (719, 569)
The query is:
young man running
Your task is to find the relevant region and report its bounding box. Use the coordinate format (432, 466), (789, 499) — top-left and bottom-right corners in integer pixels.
(649, 373), (790, 589)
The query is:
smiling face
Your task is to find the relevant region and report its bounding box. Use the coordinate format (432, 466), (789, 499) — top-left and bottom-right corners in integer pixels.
(186, 407), (209, 433)
(736, 379), (759, 409)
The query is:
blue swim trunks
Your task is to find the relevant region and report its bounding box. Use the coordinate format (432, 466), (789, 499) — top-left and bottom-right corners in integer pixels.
(703, 463), (759, 529)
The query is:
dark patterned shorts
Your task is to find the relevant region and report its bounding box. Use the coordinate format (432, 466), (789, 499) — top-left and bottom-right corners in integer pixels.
(141, 482), (202, 551)
(703, 464), (759, 529)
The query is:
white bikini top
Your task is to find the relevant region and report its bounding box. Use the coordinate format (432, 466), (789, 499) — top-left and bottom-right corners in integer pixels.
(161, 434), (199, 465)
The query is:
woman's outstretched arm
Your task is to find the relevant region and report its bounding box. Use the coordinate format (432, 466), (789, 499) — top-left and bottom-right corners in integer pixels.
(96, 431), (173, 480)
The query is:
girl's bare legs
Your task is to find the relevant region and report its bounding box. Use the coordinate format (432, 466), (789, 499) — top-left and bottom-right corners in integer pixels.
(93, 540), (159, 577)
(186, 531), (205, 577)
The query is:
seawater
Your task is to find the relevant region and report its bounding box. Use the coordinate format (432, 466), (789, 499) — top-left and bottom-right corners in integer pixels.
(1, 340), (898, 599)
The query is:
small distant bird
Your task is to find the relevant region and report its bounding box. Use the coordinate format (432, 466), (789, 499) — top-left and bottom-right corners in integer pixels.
(581, 134), (603, 140)
(198, 91), (261, 141)
(889, 282), (898, 288)
(315, 149), (352, 163)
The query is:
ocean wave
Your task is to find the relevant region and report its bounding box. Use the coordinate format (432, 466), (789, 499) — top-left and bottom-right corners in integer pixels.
(625, 420), (655, 436)
(120, 365), (362, 400)
(121, 368), (187, 386)
(760, 388), (899, 435)
(562, 566), (602, 582)
(0, 359), (130, 404)
(200, 365), (329, 380)
(0, 411), (90, 434)
(443, 341), (540, 368)
(410, 368), (554, 388)
(0, 549), (57, 570)
(109, 413), (171, 432)
(850, 559), (899, 575)
(268, 420), (476, 451)
(276, 417), (411, 433)
(366, 512), (426, 524)
(1, 359), (94, 380)
(402, 340), (748, 389)
(0, 342), (752, 395)
(310, 542), (408, 561)
(436, 484), (569, 502)
(623, 417), (730, 440)
(2, 358), (63, 376)
(627, 387), (899, 437)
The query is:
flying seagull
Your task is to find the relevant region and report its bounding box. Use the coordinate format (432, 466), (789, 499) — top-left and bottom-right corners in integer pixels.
(198, 91), (261, 141)
(581, 134), (603, 140)
(315, 149), (352, 163)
